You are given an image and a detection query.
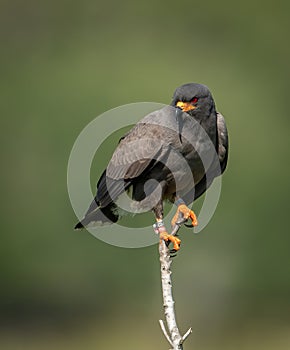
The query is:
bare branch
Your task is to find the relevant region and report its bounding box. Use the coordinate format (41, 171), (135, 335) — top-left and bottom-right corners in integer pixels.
(158, 227), (192, 349)
(182, 327), (193, 342)
(159, 319), (173, 347)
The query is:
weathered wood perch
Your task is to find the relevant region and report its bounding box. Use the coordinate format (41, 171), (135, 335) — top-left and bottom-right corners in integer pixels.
(158, 223), (192, 350)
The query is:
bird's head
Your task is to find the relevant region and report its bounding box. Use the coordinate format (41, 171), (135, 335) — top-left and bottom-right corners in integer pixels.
(171, 83), (216, 120)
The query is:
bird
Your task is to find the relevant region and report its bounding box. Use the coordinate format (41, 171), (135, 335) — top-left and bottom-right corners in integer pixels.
(75, 83), (228, 251)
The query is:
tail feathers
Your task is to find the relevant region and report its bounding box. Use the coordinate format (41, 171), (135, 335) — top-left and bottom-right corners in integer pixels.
(74, 204), (118, 230)
(74, 221), (84, 230)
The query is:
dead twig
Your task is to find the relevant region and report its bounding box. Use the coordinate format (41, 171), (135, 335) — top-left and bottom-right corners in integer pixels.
(158, 222), (192, 349)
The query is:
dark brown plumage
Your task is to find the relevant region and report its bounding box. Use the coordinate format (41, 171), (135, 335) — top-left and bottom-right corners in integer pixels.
(75, 83), (228, 236)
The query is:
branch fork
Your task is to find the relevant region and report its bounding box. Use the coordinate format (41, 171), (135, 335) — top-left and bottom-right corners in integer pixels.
(158, 222), (192, 349)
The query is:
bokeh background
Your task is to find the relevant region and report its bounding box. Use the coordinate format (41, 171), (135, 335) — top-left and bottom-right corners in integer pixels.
(1, 0), (290, 349)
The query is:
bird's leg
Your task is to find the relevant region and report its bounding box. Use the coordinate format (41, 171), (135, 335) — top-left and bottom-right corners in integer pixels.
(171, 197), (198, 228)
(153, 218), (181, 251)
(153, 202), (181, 251)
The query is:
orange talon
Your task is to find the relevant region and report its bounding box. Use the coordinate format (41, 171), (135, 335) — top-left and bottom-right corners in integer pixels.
(171, 204), (198, 228)
(159, 232), (181, 251)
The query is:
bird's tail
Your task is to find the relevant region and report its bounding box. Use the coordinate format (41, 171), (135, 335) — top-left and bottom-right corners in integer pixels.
(74, 203), (118, 230)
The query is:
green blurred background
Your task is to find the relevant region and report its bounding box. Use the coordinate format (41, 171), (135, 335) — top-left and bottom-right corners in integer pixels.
(1, 0), (290, 349)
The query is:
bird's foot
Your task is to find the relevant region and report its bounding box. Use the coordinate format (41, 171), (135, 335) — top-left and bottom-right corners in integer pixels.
(159, 231), (181, 251)
(153, 220), (181, 251)
(171, 204), (198, 228)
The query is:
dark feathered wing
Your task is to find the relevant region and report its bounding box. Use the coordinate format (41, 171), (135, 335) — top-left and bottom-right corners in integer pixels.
(216, 112), (229, 173)
(75, 112), (173, 228)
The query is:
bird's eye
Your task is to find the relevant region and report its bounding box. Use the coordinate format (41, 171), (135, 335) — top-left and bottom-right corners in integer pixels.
(191, 97), (198, 104)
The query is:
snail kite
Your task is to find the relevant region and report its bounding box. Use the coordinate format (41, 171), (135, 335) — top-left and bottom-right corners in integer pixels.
(75, 83), (228, 251)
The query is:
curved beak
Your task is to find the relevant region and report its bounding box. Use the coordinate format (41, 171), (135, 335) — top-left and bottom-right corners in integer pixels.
(176, 101), (196, 112)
